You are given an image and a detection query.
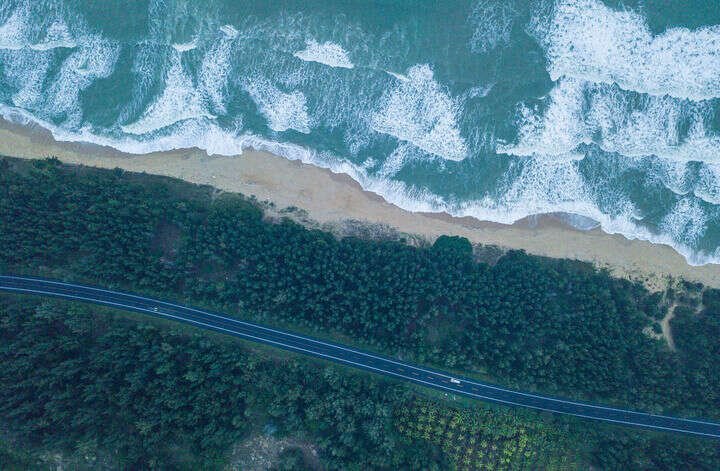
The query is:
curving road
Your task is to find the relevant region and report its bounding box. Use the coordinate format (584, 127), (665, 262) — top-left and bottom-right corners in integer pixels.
(1, 274), (719, 438)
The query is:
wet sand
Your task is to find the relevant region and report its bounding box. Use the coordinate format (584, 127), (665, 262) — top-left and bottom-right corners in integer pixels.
(1, 117), (718, 290)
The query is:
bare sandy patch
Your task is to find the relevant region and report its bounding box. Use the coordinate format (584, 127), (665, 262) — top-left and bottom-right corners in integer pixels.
(225, 434), (318, 471)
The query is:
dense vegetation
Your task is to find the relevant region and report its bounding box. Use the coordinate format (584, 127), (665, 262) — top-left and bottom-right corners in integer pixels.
(3, 297), (717, 470)
(1, 157), (719, 469)
(672, 287), (720, 412)
(0, 297), (445, 470)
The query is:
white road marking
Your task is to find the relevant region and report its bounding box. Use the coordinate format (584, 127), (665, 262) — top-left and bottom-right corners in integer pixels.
(2, 277), (719, 436)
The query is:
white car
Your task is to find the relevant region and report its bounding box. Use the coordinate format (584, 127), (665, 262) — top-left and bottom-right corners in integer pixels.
(450, 378), (461, 385)
(152, 306), (159, 312)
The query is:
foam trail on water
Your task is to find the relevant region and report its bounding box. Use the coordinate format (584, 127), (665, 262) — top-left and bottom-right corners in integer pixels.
(172, 38), (197, 52)
(653, 160), (692, 197)
(122, 50), (214, 135)
(383, 71), (408, 82)
(45, 37), (120, 126)
(695, 164), (720, 204)
(1, 49), (52, 109)
(0, 5), (33, 50)
(372, 64), (467, 161)
(30, 19), (76, 50)
(468, 0), (516, 53)
(0, 2), (78, 51)
(465, 84), (495, 99)
(294, 39), (354, 69)
(531, 0), (720, 100)
(451, 158), (718, 265)
(0, 2), (119, 125)
(219, 25), (238, 38)
(244, 79), (312, 133)
(0, 0), (718, 268)
(585, 89), (719, 163)
(499, 78), (720, 163)
(660, 198), (709, 247)
(495, 157), (592, 220)
(199, 31), (236, 114)
(376, 143), (422, 178)
(498, 78), (589, 158)
(2, 104), (238, 157)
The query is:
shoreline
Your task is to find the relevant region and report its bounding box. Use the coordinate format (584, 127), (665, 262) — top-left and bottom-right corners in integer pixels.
(1, 117), (719, 289)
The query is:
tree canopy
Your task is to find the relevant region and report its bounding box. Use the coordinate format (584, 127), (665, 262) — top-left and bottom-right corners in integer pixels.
(1, 156), (719, 470)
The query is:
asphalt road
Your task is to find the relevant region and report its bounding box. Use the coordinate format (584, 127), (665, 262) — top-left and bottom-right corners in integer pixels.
(2, 274), (719, 438)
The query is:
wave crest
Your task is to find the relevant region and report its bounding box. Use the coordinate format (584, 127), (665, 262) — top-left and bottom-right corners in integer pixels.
(371, 64), (467, 161)
(530, 0), (720, 100)
(244, 79), (312, 134)
(499, 78), (720, 164)
(294, 39), (354, 69)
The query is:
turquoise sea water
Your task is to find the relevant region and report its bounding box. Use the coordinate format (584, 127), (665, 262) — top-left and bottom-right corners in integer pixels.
(1, 0), (719, 264)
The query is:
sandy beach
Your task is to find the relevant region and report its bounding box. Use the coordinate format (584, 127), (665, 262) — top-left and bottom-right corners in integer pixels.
(1, 117), (718, 290)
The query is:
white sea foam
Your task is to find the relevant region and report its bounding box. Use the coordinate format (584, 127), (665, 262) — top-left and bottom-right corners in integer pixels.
(198, 32), (235, 114)
(275, 133), (717, 266)
(29, 19), (76, 50)
(0, 3), (117, 126)
(582, 83), (719, 163)
(660, 198), (708, 247)
(695, 164), (720, 205)
(466, 84), (494, 99)
(498, 78), (589, 158)
(122, 51), (214, 135)
(499, 78), (720, 164)
(172, 38), (197, 53)
(371, 64), (468, 161)
(244, 80), (311, 134)
(1, 48), (52, 109)
(468, 0), (516, 53)
(1, 1), (717, 268)
(219, 25), (238, 39)
(450, 157), (717, 265)
(1, 104), (236, 157)
(385, 71), (409, 82)
(293, 39), (354, 69)
(376, 143), (422, 178)
(531, 0), (720, 100)
(496, 157), (592, 219)
(653, 160), (692, 197)
(37, 37), (119, 126)
(0, 6), (32, 50)
(0, 4), (77, 51)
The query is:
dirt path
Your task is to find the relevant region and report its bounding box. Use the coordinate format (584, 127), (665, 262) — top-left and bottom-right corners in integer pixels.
(660, 305), (677, 352)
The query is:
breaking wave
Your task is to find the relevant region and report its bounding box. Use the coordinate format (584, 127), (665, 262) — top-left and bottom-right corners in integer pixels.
(0, 0), (718, 266)
(530, 0), (720, 100)
(500, 78), (720, 163)
(371, 65), (468, 161)
(294, 40), (354, 69)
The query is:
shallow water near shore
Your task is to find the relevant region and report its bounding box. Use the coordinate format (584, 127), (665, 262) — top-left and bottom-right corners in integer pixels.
(0, 0), (719, 265)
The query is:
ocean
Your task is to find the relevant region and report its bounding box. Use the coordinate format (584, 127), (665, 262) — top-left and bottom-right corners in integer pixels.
(0, 0), (718, 265)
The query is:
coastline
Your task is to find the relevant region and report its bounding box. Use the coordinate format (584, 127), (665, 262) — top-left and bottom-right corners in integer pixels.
(1, 117), (719, 290)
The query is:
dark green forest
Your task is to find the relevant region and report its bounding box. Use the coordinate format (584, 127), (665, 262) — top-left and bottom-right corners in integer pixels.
(1, 157), (719, 469)
(0, 297), (445, 470)
(2, 297), (717, 470)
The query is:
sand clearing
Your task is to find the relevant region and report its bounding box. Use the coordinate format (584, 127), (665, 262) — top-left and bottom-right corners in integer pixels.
(1, 118), (718, 289)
